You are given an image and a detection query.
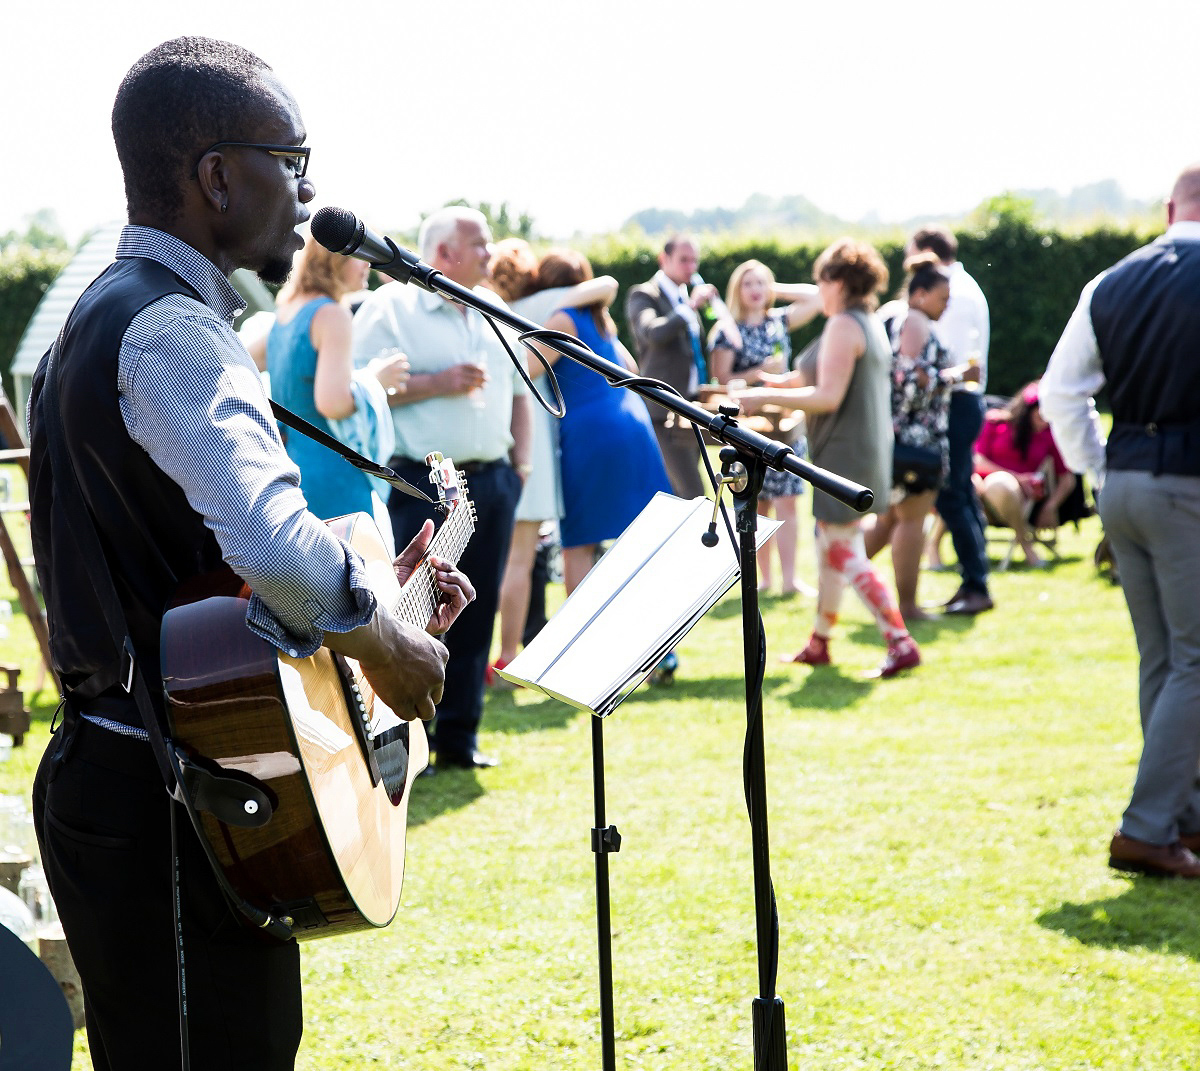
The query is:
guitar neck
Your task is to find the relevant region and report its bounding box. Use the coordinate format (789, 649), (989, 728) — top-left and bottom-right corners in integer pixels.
(393, 502), (474, 628)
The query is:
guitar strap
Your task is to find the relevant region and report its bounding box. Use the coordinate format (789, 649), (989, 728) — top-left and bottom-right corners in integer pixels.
(269, 400), (434, 503)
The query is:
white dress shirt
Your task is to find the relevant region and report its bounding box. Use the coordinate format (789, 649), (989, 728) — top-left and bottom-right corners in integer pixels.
(931, 262), (990, 392)
(653, 270), (702, 395)
(1039, 219), (1200, 490)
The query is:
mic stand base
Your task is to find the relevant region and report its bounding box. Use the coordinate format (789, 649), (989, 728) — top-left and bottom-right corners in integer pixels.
(753, 997), (788, 1068)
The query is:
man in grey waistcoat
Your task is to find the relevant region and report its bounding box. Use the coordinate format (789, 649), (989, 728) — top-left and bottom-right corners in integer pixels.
(1041, 162), (1200, 879)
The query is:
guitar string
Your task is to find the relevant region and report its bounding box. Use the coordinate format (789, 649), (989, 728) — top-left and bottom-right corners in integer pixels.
(392, 501), (474, 625)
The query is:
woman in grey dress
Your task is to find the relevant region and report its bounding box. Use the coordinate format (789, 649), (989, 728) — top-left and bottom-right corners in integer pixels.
(736, 238), (920, 679)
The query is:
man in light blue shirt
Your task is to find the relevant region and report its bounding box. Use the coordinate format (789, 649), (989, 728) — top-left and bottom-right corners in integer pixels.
(353, 206), (532, 769)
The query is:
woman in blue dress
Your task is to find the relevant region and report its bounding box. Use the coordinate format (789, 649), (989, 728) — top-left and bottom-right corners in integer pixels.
(261, 236), (409, 536)
(536, 249), (672, 594)
(488, 239), (621, 678)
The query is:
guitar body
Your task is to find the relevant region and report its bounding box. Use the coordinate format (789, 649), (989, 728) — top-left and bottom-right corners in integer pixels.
(162, 512), (428, 939)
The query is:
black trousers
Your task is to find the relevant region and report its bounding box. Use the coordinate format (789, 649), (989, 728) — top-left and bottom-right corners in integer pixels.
(32, 714), (302, 1071)
(387, 459), (521, 760)
(935, 390), (990, 595)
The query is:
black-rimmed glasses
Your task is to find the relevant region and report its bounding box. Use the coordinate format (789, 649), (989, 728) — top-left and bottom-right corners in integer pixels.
(196, 141), (311, 179)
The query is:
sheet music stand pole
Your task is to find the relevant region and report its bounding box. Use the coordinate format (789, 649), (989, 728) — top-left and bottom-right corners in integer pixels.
(588, 708), (620, 1071)
(728, 451), (788, 1070)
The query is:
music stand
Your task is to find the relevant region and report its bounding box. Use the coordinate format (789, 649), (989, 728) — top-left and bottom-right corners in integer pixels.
(498, 492), (781, 1071)
(311, 211), (873, 1070)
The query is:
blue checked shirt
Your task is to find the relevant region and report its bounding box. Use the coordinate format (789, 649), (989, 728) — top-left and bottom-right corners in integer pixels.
(112, 226), (375, 656)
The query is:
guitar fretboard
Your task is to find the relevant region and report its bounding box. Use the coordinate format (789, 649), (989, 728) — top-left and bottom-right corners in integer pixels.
(393, 496), (476, 627)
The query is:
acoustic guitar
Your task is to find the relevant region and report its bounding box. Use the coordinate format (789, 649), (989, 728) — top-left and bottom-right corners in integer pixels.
(161, 455), (474, 939)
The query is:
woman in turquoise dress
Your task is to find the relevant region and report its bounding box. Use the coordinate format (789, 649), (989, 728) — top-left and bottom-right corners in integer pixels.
(263, 236), (409, 537)
(536, 249), (672, 594)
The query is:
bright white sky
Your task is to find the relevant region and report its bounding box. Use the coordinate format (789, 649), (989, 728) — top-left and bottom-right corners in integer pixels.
(4, 0), (1196, 244)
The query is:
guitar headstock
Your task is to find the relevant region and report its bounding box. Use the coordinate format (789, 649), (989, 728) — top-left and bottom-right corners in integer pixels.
(424, 452), (463, 516)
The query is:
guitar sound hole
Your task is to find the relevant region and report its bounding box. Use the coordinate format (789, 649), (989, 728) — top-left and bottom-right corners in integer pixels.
(371, 723), (410, 804)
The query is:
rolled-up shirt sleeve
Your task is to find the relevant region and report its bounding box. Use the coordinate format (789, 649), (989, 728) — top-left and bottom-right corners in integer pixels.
(119, 303), (376, 656)
(1040, 275), (1109, 488)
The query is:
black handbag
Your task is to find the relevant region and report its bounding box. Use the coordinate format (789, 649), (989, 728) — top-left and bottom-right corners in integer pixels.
(892, 441), (943, 494)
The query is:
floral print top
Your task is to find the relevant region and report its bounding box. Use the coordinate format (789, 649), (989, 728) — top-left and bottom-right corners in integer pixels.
(710, 309), (792, 375)
(885, 310), (952, 468)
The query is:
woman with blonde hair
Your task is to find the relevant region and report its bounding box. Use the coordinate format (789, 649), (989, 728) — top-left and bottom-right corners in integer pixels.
(259, 234), (409, 540)
(708, 259), (822, 595)
(737, 238), (920, 678)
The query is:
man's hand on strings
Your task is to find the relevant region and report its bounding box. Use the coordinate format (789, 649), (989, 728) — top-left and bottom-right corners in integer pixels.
(393, 519), (475, 635)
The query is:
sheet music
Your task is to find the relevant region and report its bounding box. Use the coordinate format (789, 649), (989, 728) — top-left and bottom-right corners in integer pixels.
(497, 493), (780, 716)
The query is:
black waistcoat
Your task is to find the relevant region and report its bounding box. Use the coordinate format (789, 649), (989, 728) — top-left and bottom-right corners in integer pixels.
(28, 258), (225, 718)
(1091, 238), (1200, 474)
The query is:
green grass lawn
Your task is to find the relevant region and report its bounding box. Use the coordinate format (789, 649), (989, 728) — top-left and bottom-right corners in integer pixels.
(2, 469), (1196, 1070)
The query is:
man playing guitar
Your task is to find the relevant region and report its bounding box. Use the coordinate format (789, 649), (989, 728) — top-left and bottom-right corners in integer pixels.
(27, 37), (473, 1071)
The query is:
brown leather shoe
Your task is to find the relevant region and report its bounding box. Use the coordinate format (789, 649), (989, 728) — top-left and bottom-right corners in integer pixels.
(944, 590), (995, 616)
(1179, 831), (1200, 854)
(1108, 831), (1200, 877)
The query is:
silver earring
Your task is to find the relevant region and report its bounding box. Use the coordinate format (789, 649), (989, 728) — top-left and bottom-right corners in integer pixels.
(220, 202), (228, 214)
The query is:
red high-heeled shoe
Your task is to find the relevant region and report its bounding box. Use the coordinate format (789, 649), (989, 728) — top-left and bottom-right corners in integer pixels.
(787, 633), (830, 666)
(866, 637), (920, 679)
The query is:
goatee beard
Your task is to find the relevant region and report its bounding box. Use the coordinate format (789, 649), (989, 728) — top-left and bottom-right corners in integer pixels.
(258, 257), (293, 287)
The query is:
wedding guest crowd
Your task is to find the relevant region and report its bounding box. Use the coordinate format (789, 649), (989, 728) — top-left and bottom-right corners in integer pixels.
(909, 227), (994, 616)
(277, 213), (1018, 749)
(866, 252), (954, 622)
(487, 238), (620, 681)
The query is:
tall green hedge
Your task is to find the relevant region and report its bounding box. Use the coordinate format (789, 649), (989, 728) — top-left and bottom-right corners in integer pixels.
(0, 247), (70, 404)
(0, 215), (1154, 410)
(588, 213), (1153, 399)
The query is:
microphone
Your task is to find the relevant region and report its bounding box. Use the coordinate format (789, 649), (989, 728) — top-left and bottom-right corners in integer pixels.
(310, 206), (438, 290)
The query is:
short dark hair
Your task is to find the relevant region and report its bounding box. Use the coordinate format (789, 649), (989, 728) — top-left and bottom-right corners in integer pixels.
(910, 226), (958, 263)
(662, 234), (697, 257)
(111, 37), (275, 224)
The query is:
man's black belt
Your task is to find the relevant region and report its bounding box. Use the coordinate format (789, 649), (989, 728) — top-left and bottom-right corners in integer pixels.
(391, 456), (508, 476)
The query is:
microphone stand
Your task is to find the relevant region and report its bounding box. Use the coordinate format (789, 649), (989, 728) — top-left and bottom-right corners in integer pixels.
(377, 249), (871, 1071)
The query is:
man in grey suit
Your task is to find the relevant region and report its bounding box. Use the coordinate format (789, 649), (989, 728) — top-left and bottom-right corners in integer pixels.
(625, 235), (717, 499)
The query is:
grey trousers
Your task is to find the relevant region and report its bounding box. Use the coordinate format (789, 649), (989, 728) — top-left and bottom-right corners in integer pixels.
(1101, 470), (1200, 844)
